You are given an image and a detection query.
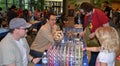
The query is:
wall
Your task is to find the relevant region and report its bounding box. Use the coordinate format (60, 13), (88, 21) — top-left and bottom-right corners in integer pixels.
(112, 2), (120, 10)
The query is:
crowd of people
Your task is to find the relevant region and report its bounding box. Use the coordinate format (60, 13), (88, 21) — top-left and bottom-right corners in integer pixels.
(0, 1), (120, 66)
(0, 5), (53, 29)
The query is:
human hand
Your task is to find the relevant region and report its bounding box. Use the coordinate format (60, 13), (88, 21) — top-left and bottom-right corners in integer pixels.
(32, 28), (37, 32)
(82, 47), (86, 51)
(79, 31), (85, 37)
(66, 31), (73, 38)
(89, 32), (95, 39)
(32, 58), (41, 64)
(53, 31), (64, 41)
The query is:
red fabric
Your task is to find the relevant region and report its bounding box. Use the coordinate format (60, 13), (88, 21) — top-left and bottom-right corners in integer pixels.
(117, 55), (120, 61)
(17, 8), (23, 17)
(84, 9), (109, 32)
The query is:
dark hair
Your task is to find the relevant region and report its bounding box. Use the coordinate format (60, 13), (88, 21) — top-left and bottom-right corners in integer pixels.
(23, 9), (28, 14)
(11, 5), (16, 9)
(9, 29), (14, 33)
(103, 1), (109, 4)
(0, 7), (2, 11)
(46, 12), (56, 20)
(79, 2), (94, 13)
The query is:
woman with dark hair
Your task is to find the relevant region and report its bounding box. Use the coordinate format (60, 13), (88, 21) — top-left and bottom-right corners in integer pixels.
(102, 1), (112, 19)
(21, 9), (29, 22)
(79, 2), (109, 66)
(7, 5), (18, 24)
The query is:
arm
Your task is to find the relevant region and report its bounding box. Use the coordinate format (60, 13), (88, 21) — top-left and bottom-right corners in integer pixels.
(41, 28), (54, 44)
(29, 55), (41, 64)
(53, 31), (64, 42)
(100, 62), (107, 66)
(103, 22), (109, 26)
(86, 47), (101, 52)
(79, 28), (86, 37)
(29, 55), (34, 62)
(96, 9), (109, 27)
(0, 44), (16, 66)
(89, 23), (109, 39)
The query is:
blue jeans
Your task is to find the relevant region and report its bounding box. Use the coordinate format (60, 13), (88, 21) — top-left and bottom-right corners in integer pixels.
(89, 52), (99, 66)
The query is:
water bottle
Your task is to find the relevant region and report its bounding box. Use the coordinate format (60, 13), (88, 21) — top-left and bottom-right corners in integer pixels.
(42, 52), (48, 66)
(74, 33), (80, 45)
(78, 16), (81, 24)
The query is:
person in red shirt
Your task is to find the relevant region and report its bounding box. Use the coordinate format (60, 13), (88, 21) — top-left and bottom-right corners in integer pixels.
(79, 2), (109, 66)
(17, 7), (23, 17)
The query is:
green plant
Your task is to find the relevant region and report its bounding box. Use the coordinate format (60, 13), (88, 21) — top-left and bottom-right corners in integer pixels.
(30, 0), (44, 10)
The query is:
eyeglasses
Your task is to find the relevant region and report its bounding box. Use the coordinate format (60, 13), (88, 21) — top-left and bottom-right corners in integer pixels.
(17, 28), (29, 30)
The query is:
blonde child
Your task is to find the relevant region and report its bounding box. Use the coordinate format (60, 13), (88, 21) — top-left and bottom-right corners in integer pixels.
(86, 26), (119, 66)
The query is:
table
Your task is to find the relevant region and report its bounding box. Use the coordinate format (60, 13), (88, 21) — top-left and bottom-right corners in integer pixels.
(0, 28), (9, 41)
(35, 25), (89, 66)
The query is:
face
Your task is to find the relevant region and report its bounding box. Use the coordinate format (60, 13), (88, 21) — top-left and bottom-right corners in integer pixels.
(16, 27), (28, 38)
(79, 9), (85, 15)
(48, 15), (56, 26)
(86, 11), (92, 16)
(103, 3), (107, 7)
(29, 11), (33, 17)
(79, 9), (92, 16)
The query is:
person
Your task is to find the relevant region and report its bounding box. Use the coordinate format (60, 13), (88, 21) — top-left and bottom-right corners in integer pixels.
(30, 13), (63, 64)
(102, 1), (112, 19)
(21, 9), (29, 22)
(85, 26), (119, 66)
(0, 7), (3, 27)
(0, 18), (40, 66)
(48, 6), (54, 13)
(112, 8), (120, 25)
(6, 5), (18, 24)
(34, 9), (41, 20)
(17, 7), (23, 18)
(74, 10), (84, 25)
(56, 13), (68, 30)
(79, 2), (109, 66)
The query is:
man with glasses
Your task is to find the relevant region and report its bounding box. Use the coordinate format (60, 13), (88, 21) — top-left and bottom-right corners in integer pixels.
(0, 18), (40, 66)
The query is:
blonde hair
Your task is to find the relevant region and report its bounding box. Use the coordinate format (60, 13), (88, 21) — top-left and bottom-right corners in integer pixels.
(95, 26), (119, 52)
